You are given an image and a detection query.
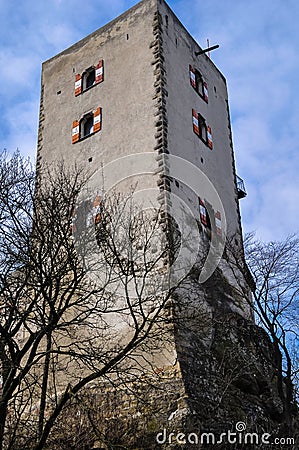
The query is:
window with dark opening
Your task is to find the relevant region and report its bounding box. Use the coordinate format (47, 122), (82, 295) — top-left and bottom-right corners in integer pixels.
(189, 65), (209, 103)
(195, 69), (203, 96)
(80, 114), (94, 139)
(83, 67), (96, 91)
(192, 109), (213, 149)
(198, 113), (207, 142)
(72, 107), (102, 144)
(199, 197), (212, 240)
(74, 60), (104, 96)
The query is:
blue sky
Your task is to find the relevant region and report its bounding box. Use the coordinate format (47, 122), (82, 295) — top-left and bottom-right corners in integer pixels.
(1, 0), (298, 241)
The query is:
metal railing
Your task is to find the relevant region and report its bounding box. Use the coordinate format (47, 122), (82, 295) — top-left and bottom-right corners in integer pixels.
(236, 175), (247, 199)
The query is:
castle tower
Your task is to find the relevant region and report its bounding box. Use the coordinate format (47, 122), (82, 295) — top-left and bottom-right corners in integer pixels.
(37, 0), (245, 249)
(38, 0), (250, 314)
(36, 1), (287, 448)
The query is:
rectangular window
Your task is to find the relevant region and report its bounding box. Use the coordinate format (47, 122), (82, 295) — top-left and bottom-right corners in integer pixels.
(74, 60), (104, 96)
(189, 64), (208, 103)
(192, 110), (213, 149)
(199, 197), (208, 226)
(72, 107), (102, 143)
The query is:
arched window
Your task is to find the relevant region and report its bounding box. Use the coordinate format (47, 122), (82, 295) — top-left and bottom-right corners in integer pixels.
(80, 113), (94, 139)
(198, 113), (207, 142)
(189, 65), (209, 103)
(74, 60), (104, 96)
(199, 197), (212, 240)
(194, 69), (203, 96)
(192, 109), (213, 149)
(72, 107), (102, 143)
(82, 67), (96, 91)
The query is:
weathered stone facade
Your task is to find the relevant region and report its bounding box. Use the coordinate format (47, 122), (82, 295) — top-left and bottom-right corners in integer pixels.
(38, 0), (243, 257)
(37, 0), (298, 448)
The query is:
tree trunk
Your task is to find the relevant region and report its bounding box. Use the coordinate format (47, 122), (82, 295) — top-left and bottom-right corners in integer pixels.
(0, 342), (10, 450)
(0, 399), (8, 450)
(38, 332), (52, 439)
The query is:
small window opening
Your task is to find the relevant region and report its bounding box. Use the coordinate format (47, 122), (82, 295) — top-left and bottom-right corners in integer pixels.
(206, 211), (211, 230)
(201, 157), (204, 164)
(80, 114), (94, 139)
(83, 67), (95, 91)
(198, 114), (207, 142)
(126, 33), (129, 40)
(57, 90), (61, 95)
(190, 65), (208, 103)
(165, 15), (168, 27)
(88, 157), (93, 163)
(199, 198), (212, 240)
(195, 69), (204, 97)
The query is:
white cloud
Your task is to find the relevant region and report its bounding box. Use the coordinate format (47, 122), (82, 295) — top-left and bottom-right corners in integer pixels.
(2, 99), (39, 160)
(0, 50), (38, 90)
(41, 23), (77, 51)
(250, 179), (299, 241)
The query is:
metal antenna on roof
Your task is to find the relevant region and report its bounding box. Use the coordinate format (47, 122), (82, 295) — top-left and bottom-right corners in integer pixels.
(207, 39), (210, 58)
(195, 43), (219, 57)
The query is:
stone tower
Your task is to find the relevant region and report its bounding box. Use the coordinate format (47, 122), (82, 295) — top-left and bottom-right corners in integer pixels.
(38, 0), (251, 317)
(36, 1), (292, 448)
(37, 0), (245, 250)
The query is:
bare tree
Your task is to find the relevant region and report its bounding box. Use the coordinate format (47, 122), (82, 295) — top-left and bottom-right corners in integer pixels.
(0, 151), (180, 450)
(5, 150), (297, 448)
(225, 232), (299, 424)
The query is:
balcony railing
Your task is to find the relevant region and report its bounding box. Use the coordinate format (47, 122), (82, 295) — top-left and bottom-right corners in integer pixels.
(236, 175), (247, 199)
